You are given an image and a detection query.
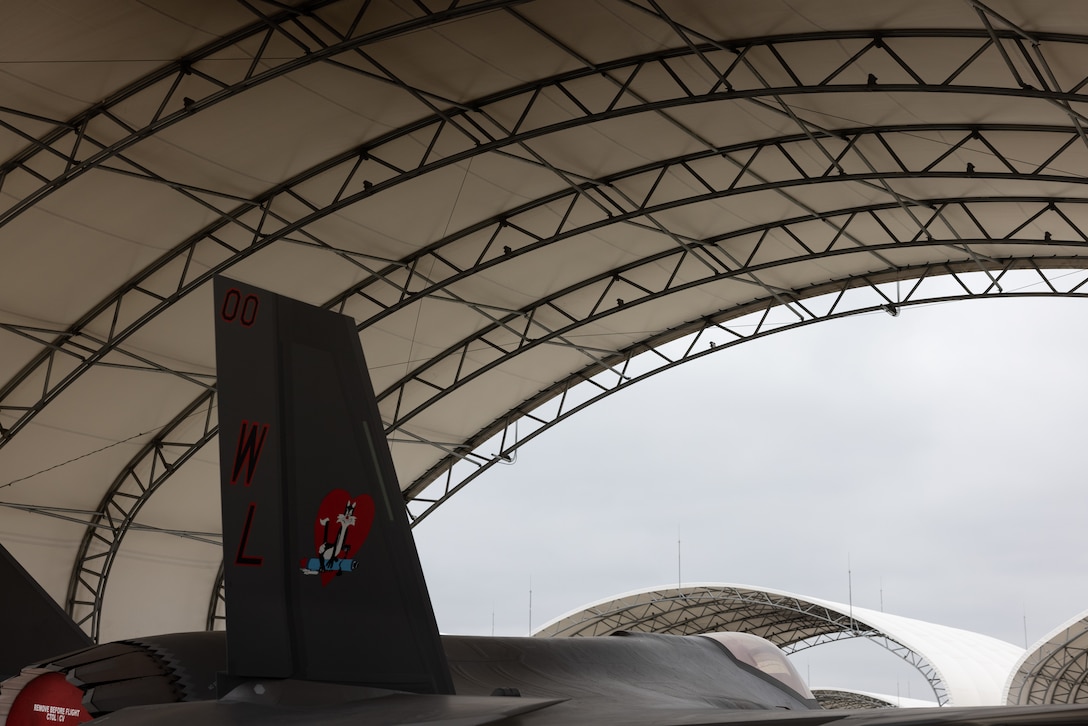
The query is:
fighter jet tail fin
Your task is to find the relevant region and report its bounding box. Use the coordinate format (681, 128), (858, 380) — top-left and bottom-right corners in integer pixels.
(213, 277), (453, 694)
(0, 540), (91, 679)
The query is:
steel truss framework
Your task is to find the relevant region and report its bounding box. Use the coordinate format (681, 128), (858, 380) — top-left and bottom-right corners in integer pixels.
(66, 391), (220, 642)
(206, 562), (226, 633)
(0, 0), (1086, 646)
(812, 691), (900, 710)
(0, 0), (522, 449)
(398, 261), (1088, 523)
(10, 23), (1088, 457)
(535, 585), (950, 705)
(1008, 615), (1088, 705)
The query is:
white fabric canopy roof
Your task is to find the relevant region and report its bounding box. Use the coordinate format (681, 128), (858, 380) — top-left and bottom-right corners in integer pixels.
(536, 583), (1025, 706)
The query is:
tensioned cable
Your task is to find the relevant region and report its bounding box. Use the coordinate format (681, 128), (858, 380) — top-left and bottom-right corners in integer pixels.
(1, 403), (217, 489)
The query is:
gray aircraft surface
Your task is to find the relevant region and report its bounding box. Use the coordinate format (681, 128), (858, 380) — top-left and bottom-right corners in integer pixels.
(2, 277), (1088, 726)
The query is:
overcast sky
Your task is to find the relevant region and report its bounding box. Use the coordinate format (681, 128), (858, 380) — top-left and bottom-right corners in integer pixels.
(412, 294), (1088, 700)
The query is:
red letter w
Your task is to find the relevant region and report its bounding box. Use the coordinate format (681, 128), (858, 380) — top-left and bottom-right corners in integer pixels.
(231, 421), (269, 486)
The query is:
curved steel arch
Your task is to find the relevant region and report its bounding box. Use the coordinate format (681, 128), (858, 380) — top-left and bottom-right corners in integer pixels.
(1045, 652), (1088, 703)
(533, 584), (950, 704)
(402, 264), (1088, 522)
(78, 266), (1084, 643)
(56, 175), (1088, 634)
(1024, 649), (1088, 704)
(383, 194), (1088, 501)
(336, 121), (1088, 339)
(6, 24), (1088, 450)
(0, 0), (521, 230)
(1008, 614), (1088, 705)
(0, 0), (525, 451)
(62, 206), (1088, 636)
(30, 7), (1088, 640)
(64, 390), (219, 642)
(206, 561), (226, 633)
(594, 591), (872, 643)
(367, 191), (1088, 426)
(324, 120), (1088, 321)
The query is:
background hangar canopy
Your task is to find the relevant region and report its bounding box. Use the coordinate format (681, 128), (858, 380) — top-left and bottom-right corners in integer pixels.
(2, 0), (1088, 643)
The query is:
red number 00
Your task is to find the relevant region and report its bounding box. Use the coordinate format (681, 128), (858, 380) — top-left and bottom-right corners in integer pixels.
(221, 289), (260, 327)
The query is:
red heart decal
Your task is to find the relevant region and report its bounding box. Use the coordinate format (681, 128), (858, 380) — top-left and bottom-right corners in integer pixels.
(305, 489), (375, 586)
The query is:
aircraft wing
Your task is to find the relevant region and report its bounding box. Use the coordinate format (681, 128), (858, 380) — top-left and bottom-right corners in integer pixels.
(0, 539), (90, 680)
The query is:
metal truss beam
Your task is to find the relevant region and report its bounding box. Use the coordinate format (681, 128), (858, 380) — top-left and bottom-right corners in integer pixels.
(389, 195), (1088, 497)
(1011, 624), (1088, 704)
(10, 122), (1076, 474)
(403, 263), (1088, 523)
(57, 249), (1088, 638)
(0, 0), (521, 231)
(970, 0), (1088, 154)
(531, 585), (948, 704)
(64, 390), (218, 642)
(12, 20), (1088, 644)
(332, 121), (1088, 445)
(1031, 649), (1088, 703)
(6, 26), (1088, 449)
(0, 0), (521, 451)
(206, 561), (226, 633)
(331, 120), (1088, 326)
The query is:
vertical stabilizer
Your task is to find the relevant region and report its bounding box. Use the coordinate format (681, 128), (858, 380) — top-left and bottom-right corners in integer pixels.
(0, 541), (91, 679)
(213, 277), (453, 694)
